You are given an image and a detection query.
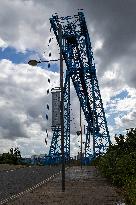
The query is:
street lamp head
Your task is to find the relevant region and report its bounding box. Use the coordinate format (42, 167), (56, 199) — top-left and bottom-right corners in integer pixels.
(28, 60), (40, 66)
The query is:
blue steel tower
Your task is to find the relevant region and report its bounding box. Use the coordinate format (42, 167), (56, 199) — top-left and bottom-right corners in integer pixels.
(48, 12), (111, 163)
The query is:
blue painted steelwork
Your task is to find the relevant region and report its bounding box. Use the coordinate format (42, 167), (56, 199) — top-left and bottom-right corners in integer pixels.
(63, 70), (70, 161)
(49, 12), (111, 163)
(47, 126), (61, 164)
(49, 126), (61, 157)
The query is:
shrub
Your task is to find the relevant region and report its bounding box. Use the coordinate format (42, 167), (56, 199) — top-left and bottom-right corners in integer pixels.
(93, 128), (136, 205)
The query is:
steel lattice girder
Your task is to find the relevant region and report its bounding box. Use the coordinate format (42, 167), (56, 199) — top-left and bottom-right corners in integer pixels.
(63, 70), (70, 160)
(49, 12), (111, 160)
(49, 126), (61, 157)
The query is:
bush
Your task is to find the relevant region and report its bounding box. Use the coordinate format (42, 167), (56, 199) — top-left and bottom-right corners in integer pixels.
(0, 147), (22, 165)
(93, 128), (136, 205)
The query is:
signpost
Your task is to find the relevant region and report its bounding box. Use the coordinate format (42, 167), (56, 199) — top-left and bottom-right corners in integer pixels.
(52, 90), (61, 127)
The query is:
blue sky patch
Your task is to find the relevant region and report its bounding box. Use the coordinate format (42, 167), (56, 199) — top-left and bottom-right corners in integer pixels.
(0, 46), (38, 64)
(111, 90), (128, 101)
(0, 46), (59, 73)
(38, 61), (59, 73)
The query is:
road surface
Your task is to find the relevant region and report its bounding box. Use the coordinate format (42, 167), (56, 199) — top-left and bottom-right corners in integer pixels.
(0, 165), (61, 202)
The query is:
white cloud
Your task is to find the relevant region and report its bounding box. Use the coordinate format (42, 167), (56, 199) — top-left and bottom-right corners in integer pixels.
(94, 39), (104, 52)
(0, 0), (70, 56)
(116, 97), (136, 112)
(0, 38), (8, 49)
(0, 59), (59, 156)
(0, 0), (49, 52)
(115, 111), (136, 130)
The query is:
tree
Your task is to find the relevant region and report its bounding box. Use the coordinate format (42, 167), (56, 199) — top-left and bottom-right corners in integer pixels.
(0, 147), (22, 164)
(14, 147), (21, 158)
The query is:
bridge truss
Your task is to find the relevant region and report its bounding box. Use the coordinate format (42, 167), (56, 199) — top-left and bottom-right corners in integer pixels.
(48, 12), (111, 163)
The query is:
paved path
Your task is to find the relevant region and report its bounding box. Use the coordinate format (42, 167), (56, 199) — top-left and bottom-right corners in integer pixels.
(4, 166), (125, 205)
(0, 165), (61, 203)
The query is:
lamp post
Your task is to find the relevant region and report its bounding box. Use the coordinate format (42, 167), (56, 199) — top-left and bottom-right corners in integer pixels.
(28, 24), (65, 192)
(59, 24), (65, 192)
(28, 59), (60, 66)
(80, 104), (83, 169)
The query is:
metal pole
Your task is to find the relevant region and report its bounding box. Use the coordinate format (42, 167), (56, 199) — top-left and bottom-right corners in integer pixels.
(80, 104), (83, 169)
(59, 24), (65, 192)
(93, 108), (95, 157)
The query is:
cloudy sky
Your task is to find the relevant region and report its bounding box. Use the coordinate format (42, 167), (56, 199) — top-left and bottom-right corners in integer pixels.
(0, 0), (136, 157)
